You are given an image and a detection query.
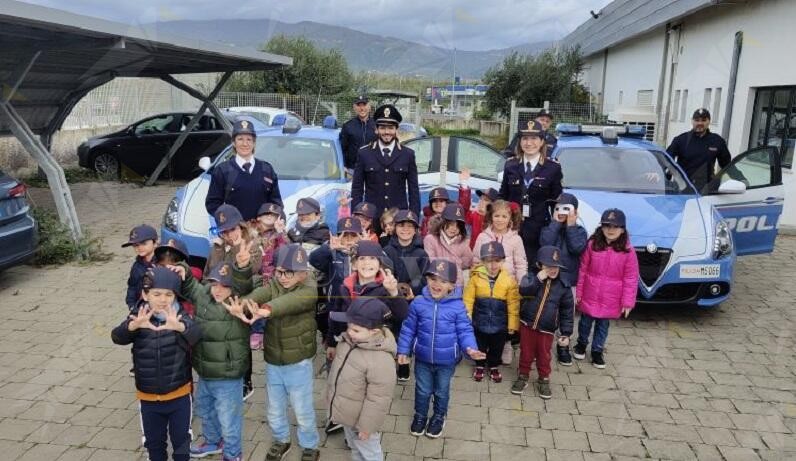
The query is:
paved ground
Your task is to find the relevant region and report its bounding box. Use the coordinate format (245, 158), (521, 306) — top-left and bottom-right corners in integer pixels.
(0, 182), (794, 460)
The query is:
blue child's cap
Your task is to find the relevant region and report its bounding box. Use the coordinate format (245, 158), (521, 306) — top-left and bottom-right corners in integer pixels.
(122, 224), (158, 247)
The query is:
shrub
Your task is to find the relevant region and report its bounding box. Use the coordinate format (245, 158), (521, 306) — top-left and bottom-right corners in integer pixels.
(30, 207), (112, 266)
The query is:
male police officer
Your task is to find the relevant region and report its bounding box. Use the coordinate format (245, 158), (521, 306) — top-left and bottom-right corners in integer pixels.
(351, 104), (421, 218)
(667, 108), (732, 190)
(206, 118), (282, 221)
(339, 95), (377, 171)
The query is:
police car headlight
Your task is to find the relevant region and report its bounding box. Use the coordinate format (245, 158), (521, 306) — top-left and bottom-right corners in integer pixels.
(713, 220), (733, 259)
(163, 197), (179, 232)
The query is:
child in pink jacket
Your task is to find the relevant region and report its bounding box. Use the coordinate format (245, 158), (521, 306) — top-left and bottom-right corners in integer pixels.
(423, 203), (473, 286)
(574, 208), (639, 369)
(472, 199), (527, 281)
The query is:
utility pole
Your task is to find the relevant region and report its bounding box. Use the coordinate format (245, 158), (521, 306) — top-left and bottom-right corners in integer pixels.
(450, 48), (456, 115)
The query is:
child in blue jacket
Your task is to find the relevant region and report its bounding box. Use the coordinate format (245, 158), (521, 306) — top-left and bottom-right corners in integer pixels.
(397, 259), (485, 439)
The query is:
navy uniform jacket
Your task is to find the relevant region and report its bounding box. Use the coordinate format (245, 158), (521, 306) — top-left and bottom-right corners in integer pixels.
(351, 141), (421, 217)
(205, 157), (282, 221)
(499, 158), (563, 223)
(339, 117), (377, 169)
(667, 130), (731, 190)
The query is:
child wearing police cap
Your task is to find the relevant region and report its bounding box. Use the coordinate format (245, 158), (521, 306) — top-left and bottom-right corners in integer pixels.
(423, 203), (474, 286)
(511, 245), (575, 399)
(167, 255), (252, 461)
(420, 186), (450, 237)
(574, 208), (639, 369)
(457, 168), (500, 249)
(397, 259), (485, 439)
(287, 197), (331, 252)
(112, 267), (201, 461)
(231, 244), (321, 461)
(464, 242), (520, 383)
(123, 224), (158, 310)
(154, 238), (200, 316)
(205, 204), (263, 278)
(251, 202), (288, 350)
(382, 209), (429, 300)
(326, 298), (397, 460)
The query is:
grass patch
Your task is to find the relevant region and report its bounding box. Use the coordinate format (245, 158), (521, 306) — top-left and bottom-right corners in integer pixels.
(30, 207), (113, 266)
(23, 167), (102, 187)
(424, 127), (480, 137)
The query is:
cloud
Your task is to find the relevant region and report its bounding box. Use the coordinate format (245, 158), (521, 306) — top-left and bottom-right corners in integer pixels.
(21, 0), (612, 50)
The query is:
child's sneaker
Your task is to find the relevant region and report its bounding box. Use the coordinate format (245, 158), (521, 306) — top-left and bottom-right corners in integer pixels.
(472, 366), (485, 382)
(264, 441), (291, 461)
(425, 415), (446, 438)
(510, 375), (529, 394)
(190, 440), (223, 458)
(397, 363), (410, 382)
(489, 367), (503, 383)
(557, 344), (573, 366)
(410, 415), (427, 436)
(243, 380), (254, 401)
(501, 342), (513, 365)
(300, 448), (320, 461)
(250, 333), (264, 350)
(538, 378), (552, 399)
(591, 350), (606, 369)
(572, 343), (587, 360)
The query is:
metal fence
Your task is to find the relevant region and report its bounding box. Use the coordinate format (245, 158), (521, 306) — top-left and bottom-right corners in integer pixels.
(61, 78), (422, 131)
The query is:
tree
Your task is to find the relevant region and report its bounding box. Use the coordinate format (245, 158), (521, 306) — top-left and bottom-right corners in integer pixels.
(483, 46), (589, 116)
(225, 35), (353, 96)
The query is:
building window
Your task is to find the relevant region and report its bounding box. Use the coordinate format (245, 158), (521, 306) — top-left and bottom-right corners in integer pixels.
(671, 90), (681, 121)
(680, 90), (689, 122)
(637, 90), (653, 107)
(749, 86), (795, 169)
(703, 88), (712, 109)
(712, 88), (722, 125)
(618, 90), (624, 105)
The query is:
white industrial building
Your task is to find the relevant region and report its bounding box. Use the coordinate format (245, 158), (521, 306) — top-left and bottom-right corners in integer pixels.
(562, 0), (796, 230)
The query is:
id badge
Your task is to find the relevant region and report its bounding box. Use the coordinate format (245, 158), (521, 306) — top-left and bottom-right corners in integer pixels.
(523, 204), (531, 218)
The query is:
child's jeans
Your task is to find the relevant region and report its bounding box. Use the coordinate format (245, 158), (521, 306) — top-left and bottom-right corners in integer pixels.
(576, 313), (610, 352)
(474, 329), (507, 368)
(413, 361), (456, 419)
(517, 325), (554, 378)
(265, 358), (320, 449)
(140, 394), (192, 461)
(195, 377), (244, 459)
(251, 318), (266, 334)
(342, 426), (383, 461)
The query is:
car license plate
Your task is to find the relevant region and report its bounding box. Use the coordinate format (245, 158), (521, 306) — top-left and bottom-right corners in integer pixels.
(679, 264), (720, 279)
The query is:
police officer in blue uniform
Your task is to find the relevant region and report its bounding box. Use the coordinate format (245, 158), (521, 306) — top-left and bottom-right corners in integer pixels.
(205, 119), (282, 221)
(499, 120), (563, 265)
(351, 104), (421, 220)
(339, 95), (377, 170)
(667, 108), (733, 190)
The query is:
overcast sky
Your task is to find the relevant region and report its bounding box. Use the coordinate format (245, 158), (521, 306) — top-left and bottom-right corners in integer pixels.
(21, 0), (612, 51)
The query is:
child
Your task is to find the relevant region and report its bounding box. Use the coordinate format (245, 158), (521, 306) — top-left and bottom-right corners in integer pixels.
(472, 199), (527, 281)
(574, 208), (639, 369)
(233, 244), (322, 461)
(171, 259), (250, 461)
(378, 207), (399, 247)
(511, 246), (574, 399)
(153, 238), (201, 316)
(205, 204), (263, 277)
(382, 210), (428, 299)
(539, 192), (588, 366)
(327, 241), (408, 379)
(423, 203), (473, 286)
(464, 242), (520, 383)
(420, 187), (450, 237)
(326, 298), (398, 461)
(123, 224), (158, 310)
(111, 267), (201, 461)
(397, 259), (485, 439)
(287, 197), (331, 252)
(352, 201), (380, 242)
(251, 202), (288, 350)
(456, 168), (498, 249)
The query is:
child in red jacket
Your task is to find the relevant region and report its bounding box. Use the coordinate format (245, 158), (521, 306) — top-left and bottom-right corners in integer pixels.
(574, 208), (639, 369)
(457, 168), (499, 249)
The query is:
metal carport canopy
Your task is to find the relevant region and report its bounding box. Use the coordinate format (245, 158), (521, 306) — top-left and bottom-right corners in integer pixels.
(0, 0), (292, 242)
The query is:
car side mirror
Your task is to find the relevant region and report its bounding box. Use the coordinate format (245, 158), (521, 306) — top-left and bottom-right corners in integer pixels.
(717, 179), (746, 194)
(497, 171), (504, 183)
(198, 157), (212, 172)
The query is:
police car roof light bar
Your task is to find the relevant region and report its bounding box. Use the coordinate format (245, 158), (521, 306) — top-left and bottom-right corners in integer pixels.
(271, 114), (287, 126)
(322, 115), (338, 129)
(282, 118), (301, 134)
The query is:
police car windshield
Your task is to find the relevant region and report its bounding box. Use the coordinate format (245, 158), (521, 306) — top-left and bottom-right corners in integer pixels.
(557, 147), (696, 195)
(216, 137), (339, 180)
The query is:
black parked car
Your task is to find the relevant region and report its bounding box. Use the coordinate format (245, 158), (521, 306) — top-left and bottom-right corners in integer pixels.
(0, 170), (37, 271)
(77, 112), (235, 179)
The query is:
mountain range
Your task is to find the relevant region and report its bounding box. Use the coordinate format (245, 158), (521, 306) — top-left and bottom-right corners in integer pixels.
(152, 19), (552, 79)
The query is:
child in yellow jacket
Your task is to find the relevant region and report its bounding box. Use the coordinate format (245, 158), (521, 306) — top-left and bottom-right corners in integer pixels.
(463, 241), (520, 383)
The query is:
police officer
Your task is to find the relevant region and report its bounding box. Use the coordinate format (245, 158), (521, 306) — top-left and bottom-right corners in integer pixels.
(351, 104), (421, 220)
(667, 108), (732, 190)
(205, 118), (282, 221)
(339, 95), (377, 171)
(499, 120), (563, 265)
(502, 110), (557, 158)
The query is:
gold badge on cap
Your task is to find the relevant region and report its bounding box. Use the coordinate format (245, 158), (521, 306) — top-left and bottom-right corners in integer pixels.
(455, 207), (462, 217)
(218, 212), (227, 224)
(436, 261), (446, 272)
(270, 204), (277, 212)
(384, 107), (391, 118)
(487, 243), (494, 254)
(240, 120), (249, 129)
(362, 203), (368, 211)
(527, 121), (534, 130)
(344, 219), (352, 229)
(130, 230), (138, 240)
(295, 249), (305, 263)
(553, 249), (560, 262)
(408, 211), (415, 221)
(219, 264), (229, 276)
(607, 211), (616, 221)
(167, 239), (177, 247)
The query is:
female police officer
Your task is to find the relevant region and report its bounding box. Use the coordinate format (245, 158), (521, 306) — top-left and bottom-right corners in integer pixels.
(499, 120), (563, 265)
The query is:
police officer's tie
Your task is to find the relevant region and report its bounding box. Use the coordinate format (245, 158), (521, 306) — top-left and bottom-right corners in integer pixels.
(382, 148), (390, 158)
(524, 161), (533, 182)
(242, 162), (251, 173)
